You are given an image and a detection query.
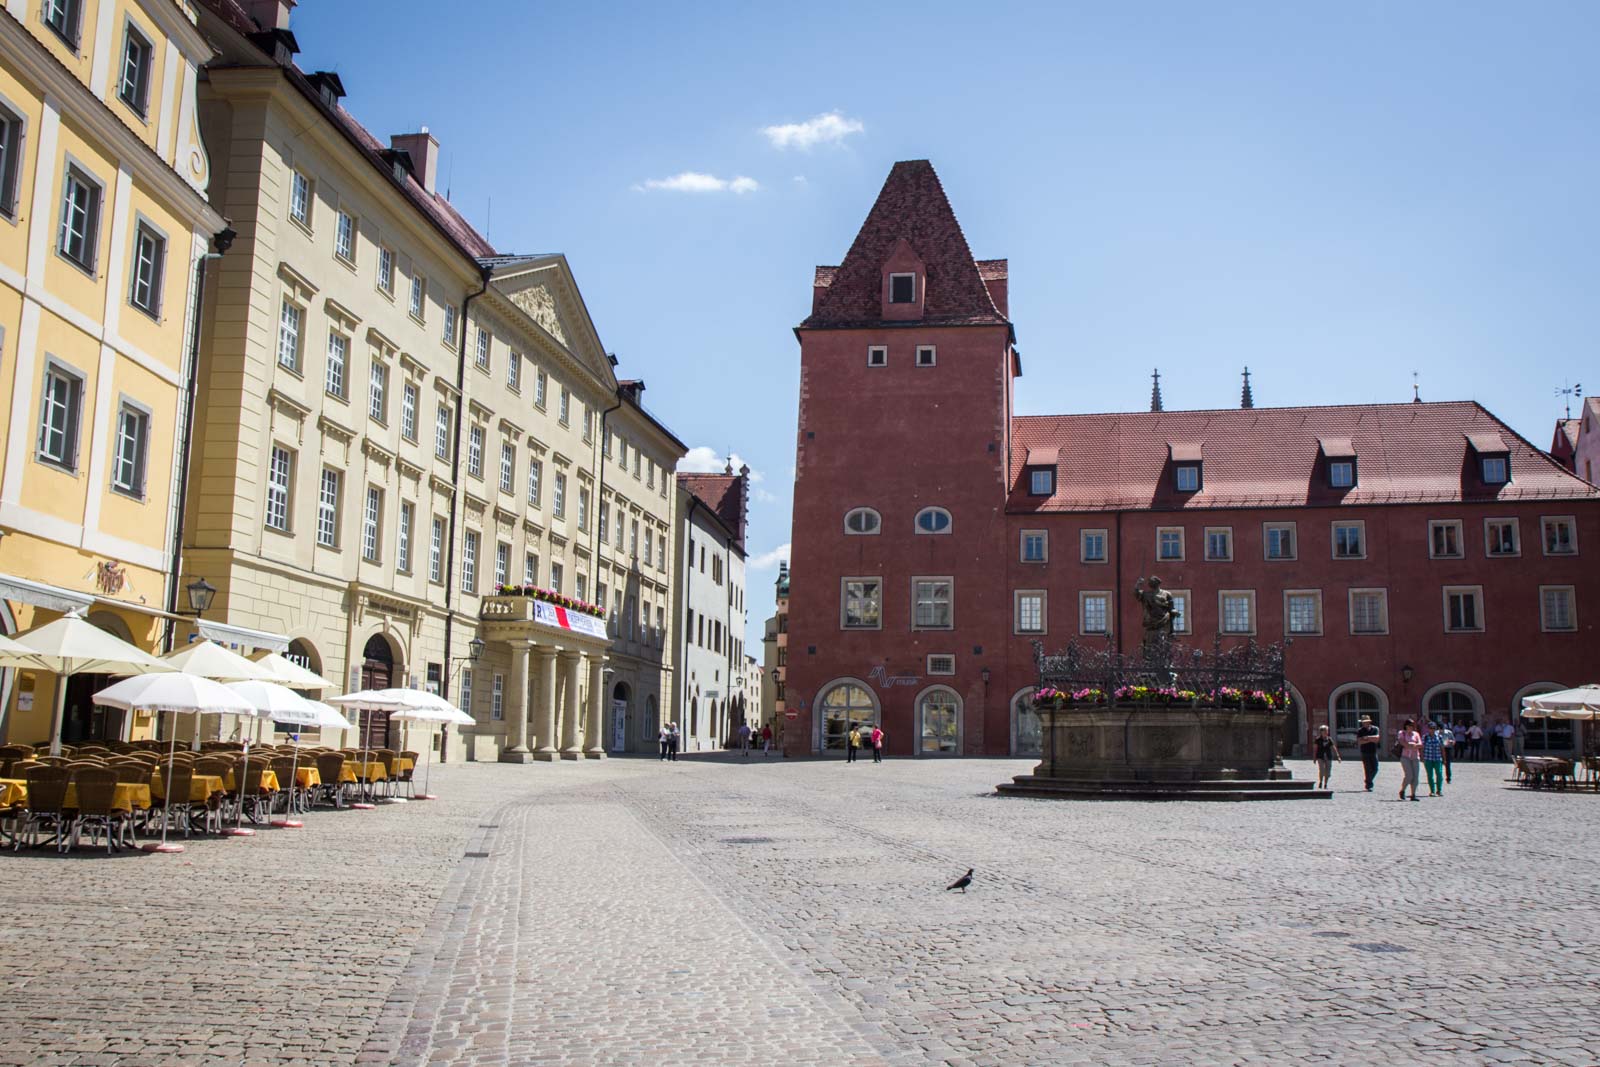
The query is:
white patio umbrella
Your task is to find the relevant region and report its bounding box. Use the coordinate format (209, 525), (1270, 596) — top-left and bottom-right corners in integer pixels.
(223, 680), (317, 834)
(92, 672), (255, 853)
(248, 651), (335, 689)
(164, 641), (280, 748)
(388, 697), (472, 800)
(1520, 685), (1600, 719)
(325, 689), (406, 809)
(12, 611), (174, 755)
(0, 632), (50, 671)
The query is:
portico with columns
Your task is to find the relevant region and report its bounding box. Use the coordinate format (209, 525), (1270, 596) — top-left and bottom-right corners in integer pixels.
(482, 595), (611, 762)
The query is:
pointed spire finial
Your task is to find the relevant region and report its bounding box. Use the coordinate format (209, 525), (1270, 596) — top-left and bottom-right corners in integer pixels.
(1150, 368), (1164, 413)
(1241, 367), (1254, 409)
(1412, 371), (1422, 404)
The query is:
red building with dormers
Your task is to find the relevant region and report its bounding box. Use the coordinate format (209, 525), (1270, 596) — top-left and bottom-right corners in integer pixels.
(786, 160), (1600, 759)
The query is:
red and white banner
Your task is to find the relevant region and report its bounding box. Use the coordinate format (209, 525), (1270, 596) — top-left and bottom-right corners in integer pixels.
(533, 600), (608, 640)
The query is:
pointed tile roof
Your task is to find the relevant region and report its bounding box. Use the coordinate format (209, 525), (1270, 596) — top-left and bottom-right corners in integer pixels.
(678, 473), (746, 548)
(801, 160), (1007, 329)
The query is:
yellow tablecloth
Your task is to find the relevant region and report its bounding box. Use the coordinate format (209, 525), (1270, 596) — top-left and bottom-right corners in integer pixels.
(150, 773), (227, 803)
(61, 782), (152, 811)
(218, 770), (281, 792)
(0, 779), (27, 806)
(395, 757), (415, 775)
(339, 762), (387, 783)
(294, 767), (321, 788)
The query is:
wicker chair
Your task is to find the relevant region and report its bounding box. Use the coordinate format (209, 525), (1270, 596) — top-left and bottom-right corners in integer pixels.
(70, 766), (125, 853)
(236, 759), (270, 824)
(18, 765), (71, 852)
(268, 756), (299, 815)
(314, 752), (345, 808)
(374, 749), (398, 799)
(398, 750), (420, 798)
(153, 762), (199, 836)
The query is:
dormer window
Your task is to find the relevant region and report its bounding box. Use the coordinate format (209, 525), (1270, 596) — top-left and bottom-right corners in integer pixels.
(1175, 465), (1200, 492)
(1319, 437), (1358, 489)
(889, 273), (916, 304)
(1023, 447), (1058, 497)
(1482, 456), (1508, 484)
(1467, 433), (1511, 486)
(1168, 443), (1203, 492)
(1330, 461), (1355, 488)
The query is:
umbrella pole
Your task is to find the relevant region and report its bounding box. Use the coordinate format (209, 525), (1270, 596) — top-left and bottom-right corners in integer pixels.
(415, 723), (438, 801)
(351, 707), (376, 810)
(48, 665), (70, 757)
(141, 708), (185, 854)
(272, 733), (303, 829)
(223, 731), (256, 837)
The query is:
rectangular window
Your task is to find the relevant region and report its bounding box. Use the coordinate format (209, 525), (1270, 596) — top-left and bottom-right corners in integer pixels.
(498, 442), (514, 494)
(1015, 590), (1045, 634)
(128, 222), (165, 316)
(410, 275), (426, 320)
(1080, 592), (1110, 635)
(1541, 586), (1576, 632)
(1285, 590), (1322, 635)
(1542, 516), (1577, 556)
(889, 273), (915, 303)
(524, 552), (538, 586)
(1028, 469), (1054, 496)
(324, 332), (347, 398)
(1081, 529), (1107, 563)
(630, 519), (639, 557)
(658, 531), (667, 570)
(599, 501), (609, 543)
(1329, 460), (1355, 488)
(289, 170), (312, 226)
(582, 405), (593, 443)
(275, 300), (302, 372)
(535, 369), (548, 408)
(1175, 465), (1200, 492)
(642, 525), (652, 565)
(550, 561), (563, 593)
(434, 404), (452, 460)
(866, 345), (887, 367)
(316, 468), (340, 547)
(915, 346), (936, 367)
(1157, 527), (1184, 561)
(265, 446), (293, 532)
(397, 501), (413, 573)
(118, 23), (153, 116)
(475, 324), (490, 369)
(1429, 520), (1463, 559)
(334, 210), (356, 262)
(1444, 586), (1483, 632)
(1021, 530), (1047, 563)
(110, 402), (148, 497)
(460, 668), (473, 718)
(527, 460), (542, 507)
(1349, 589), (1388, 634)
(401, 382), (418, 441)
(368, 360), (388, 422)
(551, 473), (567, 519)
(912, 577), (953, 629)
(1205, 527), (1233, 561)
(1168, 590), (1191, 635)
(507, 351), (520, 391)
(1481, 456), (1509, 484)
(576, 574), (588, 602)
(377, 245), (394, 294)
(1220, 590), (1255, 635)
(1333, 522), (1365, 559)
(460, 530), (478, 593)
(362, 486), (382, 562)
(578, 487), (591, 532)
(467, 425), (484, 479)
(491, 674), (504, 721)
(0, 105), (23, 218)
(58, 165), (101, 270)
(927, 654), (956, 676)
(43, 0), (83, 49)
(429, 517), (444, 582)
(633, 451), (641, 479)
(559, 386), (570, 425)
(37, 361), (82, 470)
(494, 541), (509, 586)
(842, 577), (883, 629)
(1264, 522), (1296, 560)
(1485, 519), (1519, 557)
(647, 459), (655, 490)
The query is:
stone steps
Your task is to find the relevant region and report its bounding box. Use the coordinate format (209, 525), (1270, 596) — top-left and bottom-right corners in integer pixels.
(996, 775), (1332, 802)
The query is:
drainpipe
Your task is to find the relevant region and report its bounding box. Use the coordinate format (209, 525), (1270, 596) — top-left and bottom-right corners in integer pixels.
(163, 227), (233, 653)
(440, 265), (492, 724)
(679, 496), (700, 744)
(593, 389), (621, 742)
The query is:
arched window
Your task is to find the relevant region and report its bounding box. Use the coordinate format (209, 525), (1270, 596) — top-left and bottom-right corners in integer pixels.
(817, 680), (877, 750)
(1514, 682), (1573, 754)
(914, 507), (951, 535)
(1331, 684), (1386, 746)
(1010, 688), (1042, 757)
(843, 507), (881, 535)
(1424, 685), (1481, 728)
(917, 686), (960, 755)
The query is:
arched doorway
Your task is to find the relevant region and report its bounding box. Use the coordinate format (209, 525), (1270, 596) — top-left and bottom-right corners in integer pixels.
(915, 686), (961, 755)
(816, 679), (878, 751)
(611, 681), (630, 753)
(1009, 688), (1042, 757)
(1423, 684), (1482, 729)
(1514, 681), (1573, 755)
(1331, 683), (1387, 753)
(358, 633), (400, 749)
(277, 638), (323, 738)
(62, 611), (138, 743)
(1282, 683), (1306, 759)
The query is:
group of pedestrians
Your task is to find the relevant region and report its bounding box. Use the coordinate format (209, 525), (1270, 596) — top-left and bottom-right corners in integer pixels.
(845, 725), (885, 763)
(735, 722), (775, 756)
(657, 723), (680, 761)
(1336, 713), (1519, 800)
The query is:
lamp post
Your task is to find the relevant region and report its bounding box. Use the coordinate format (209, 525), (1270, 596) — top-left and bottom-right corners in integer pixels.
(185, 576), (216, 617)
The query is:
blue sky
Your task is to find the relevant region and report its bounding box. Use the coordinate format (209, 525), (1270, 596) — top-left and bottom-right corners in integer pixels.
(292, 0), (1599, 654)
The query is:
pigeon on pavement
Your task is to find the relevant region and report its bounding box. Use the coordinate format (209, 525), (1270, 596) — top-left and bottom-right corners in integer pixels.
(946, 868), (974, 893)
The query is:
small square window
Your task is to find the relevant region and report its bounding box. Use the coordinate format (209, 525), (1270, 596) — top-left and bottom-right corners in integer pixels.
(1444, 586), (1483, 632)
(889, 273), (915, 304)
(1541, 517), (1577, 556)
(1264, 523), (1296, 560)
(1028, 468), (1055, 496)
(1081, 529), (1107, 563)
(1485, 519), (1518, 557)
(1329, 460), (1356, 489)
(1333, 522), (1365, 559)
(1204, 527), (1233, 561)
(926, 654), (956, 676)
(1219, 590), (1255, 635)
(1157, 527), (1184, 561)
(1540, 586), (1576, 632)
(1481, 456), (1509, 484)
(867, 346), (887, 367)
(915, 346), (936, 367)
(1284, 590), (1322, 636)
(1350, 589), (1388, 634)
(1020, 530), (1047, 563)
(1175, 465), (1200, 492)
(1429, 520), (1463, 559)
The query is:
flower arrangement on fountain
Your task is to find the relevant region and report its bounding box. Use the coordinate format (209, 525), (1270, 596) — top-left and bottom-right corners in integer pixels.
(1206, 686), (1289, 709)
(1112, 685), (1199, 705)
(494, 584), (603, 619)
(1034, 686), (1108, 709)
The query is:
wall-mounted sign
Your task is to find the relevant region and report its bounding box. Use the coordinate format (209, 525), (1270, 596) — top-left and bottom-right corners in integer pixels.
(868, 664), (920, 689)
(533, 600), (607, 640)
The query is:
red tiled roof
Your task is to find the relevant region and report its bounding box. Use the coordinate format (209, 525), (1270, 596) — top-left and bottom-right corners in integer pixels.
(801, 161), (1007, 329)
(976, 259), (1008, 280)
(1009, 401), (1600, 513)
(677, 473), (745, 546)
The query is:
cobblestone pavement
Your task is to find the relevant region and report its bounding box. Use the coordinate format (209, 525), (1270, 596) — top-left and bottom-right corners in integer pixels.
(1, 756), (1596, 1065)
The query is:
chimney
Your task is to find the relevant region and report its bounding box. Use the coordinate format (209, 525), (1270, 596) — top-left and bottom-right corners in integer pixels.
(244, 0), (295, 30)
(390, 129), (439, 195)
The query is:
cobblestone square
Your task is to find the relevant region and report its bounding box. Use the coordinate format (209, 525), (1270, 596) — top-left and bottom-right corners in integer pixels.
(0, 756), (1596, 1066)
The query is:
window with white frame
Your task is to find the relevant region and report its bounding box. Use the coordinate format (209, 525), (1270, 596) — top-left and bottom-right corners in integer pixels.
(1349, 589), (1387, 634)
(578, 486), (591, 532)
(43, 0), (84, 51)
(558, 386), (570, 425)
(324, 332), (347, 398)
(434, 404), (451, 459)
(118, 22), (153, 115)
(494, 541), (509, 586)
(58, 164), (101, 271)
(1333, 521), (1365, 559)
(1481, 455), (1509, 485)
(1429, 520), (1463, 559)
(1542, 516), (1576, 555)
(1175, 464), (1201, 492)
(642, 524), (652, 566)
(889, 273), (915, 303)
(474, 324), (490, 369)
(289, 169), (313, 226)
(443, 305), (459, 346)
(1027, 467), (1056, 497)
(1444, 586), (1483, 632)
(460, 530), (478, 593)
(129, 221), (164, 317)
(1168, 589), (1191, 634)
(915, 346), (936, 367)
(37, 361), (83, 470)
(1205, 527), (1233, 561)
(507, 351), (520, 391)
(1015, 590), (1045, 634)
(1157, 527), (1184, 561)
(410, 275), (425, 320)
(265, 446), (293, 532)
(842, 577), (883, 629)
(276, 300), (302, 371)
(397, 501), (413, 572)
(524, 552), (538, 586)
(1485, 518), (1518, 557)
(0, 104), (23, 219)
(316, 468), (340, 547)
(576, 574), (588, 602)
(549, 561), (563, 593)
(1329, 460), (1356, 488)
(110, 401), (149, 498)
(658, 531), (667, 570)
(467, 425), (484, 478)
(843, 507), (880, 535)
(1080, 592), (1110, 634)
(1021, 530), (1047, 562)
(334, 209), (356, 263)
(361, 486), (382, 562)
(1541, 585), (1576, 631)
(377, 245), (394, 293)
(912, 578), (953, 629)
(629, 519), (639, 557)
(1220, 590), (1255, 634)
(400, 382), (418, 441)
(491, 673), (504, 721)
(867, 345), (887, 367)
(553, 472), (567, 519)
(914, 507), (951, 534)
(429, 516), (444, 582)
(1284, 590), (1321, 635)
(498, 441), (514, 494)
(535, 369), (548, 408)
(527, 459), (542, 507)
(927, 654), (956, 676)
(1080, 529), (1107, 563)
(368, 360), (388, 422)
(1264, 522), (1296, 560)
(460, 667), (473, 718)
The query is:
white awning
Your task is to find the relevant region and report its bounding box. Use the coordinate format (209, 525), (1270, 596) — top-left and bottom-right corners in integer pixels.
(0, 572), (94, 614)
(196, 618), (290, 653)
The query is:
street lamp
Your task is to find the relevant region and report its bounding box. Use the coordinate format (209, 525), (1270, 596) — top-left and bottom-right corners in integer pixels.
(185, 576), (216, 616)
(1401, 664), (1415, 685)
(468, 637), (485, 663)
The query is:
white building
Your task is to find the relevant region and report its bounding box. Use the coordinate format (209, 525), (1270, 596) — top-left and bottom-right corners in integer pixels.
(671, 463), (749, 750)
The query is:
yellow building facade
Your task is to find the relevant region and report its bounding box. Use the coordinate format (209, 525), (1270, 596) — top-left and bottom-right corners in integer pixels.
(0, 0), (225, 744)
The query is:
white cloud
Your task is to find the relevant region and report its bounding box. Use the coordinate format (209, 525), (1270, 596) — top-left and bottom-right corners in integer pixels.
(752, 487), (778, 504)
(678, 447), (762, 480)
(761, 111), (864, 150)
(748, 543), (790, 570)
(634, 171), (760, 194)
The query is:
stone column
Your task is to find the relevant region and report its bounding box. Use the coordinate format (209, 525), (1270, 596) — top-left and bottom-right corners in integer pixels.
(585, 654), (607, 758)
(560, 652), (583, 759)
(532, 646), (559, 762)
(500, 639), (534, 763)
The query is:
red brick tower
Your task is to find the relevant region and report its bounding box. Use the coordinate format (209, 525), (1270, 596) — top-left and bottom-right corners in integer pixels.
(786, 161), (1017, 756)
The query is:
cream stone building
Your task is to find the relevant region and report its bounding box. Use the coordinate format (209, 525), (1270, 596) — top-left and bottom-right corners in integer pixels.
(0, 0), (226, 746)
(182, 0), (684, 758)
(672, 466), (749, 751)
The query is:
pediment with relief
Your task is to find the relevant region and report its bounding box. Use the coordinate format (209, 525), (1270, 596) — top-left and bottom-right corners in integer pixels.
(510, 284), (567, 345)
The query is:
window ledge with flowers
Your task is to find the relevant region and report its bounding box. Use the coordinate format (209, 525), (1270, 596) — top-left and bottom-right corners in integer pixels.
(489, 584), (603, 619)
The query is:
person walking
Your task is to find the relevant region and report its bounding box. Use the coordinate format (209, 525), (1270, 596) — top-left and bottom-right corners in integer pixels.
(658, 723), (670, 761)
(870, 725), (884, 763)
(738, 721), (752, 757)
(667, 722), (680, 761)
(1499, 720), (1516, 760)
(846, 725), (861, 763)
(1467, 721), (1484, 761)
(1488, 720), (1507, 760)
(1356, 715), (1381, 792)
(1440, 722), (1456, 784)
(1422, 722), (1446, 796)
(761, 723), (773, 756)
(1313, 725), (1341, 789)
(1397, 718), (1423, 801)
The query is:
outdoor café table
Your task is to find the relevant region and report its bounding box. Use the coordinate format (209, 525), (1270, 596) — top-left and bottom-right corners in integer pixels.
(339, 761), (387, 784)
(150, 773), (226, 804)
(294, 767), (321, 789)
(0, 779), (25, 807)
(218, 769), (281, 792)
(62, 782), (152, 811)
(1522, 757), (1575, 789)
(394, 756), (415, 774)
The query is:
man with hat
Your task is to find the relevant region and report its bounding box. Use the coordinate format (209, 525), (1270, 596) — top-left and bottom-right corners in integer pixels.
(1355, 714), (1381, 791)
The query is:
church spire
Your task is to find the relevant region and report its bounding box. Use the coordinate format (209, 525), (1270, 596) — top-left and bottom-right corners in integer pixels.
(1150, 368), (1164, 413)
(1241, 367), (1254, 409)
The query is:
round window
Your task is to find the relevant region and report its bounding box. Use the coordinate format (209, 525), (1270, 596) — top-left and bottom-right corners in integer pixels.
(915, 508), (951, 534)
(844, 508), (881, 535)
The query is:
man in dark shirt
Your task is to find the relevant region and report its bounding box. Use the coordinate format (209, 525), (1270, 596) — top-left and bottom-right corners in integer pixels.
(1356, 715), (1381, 792)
